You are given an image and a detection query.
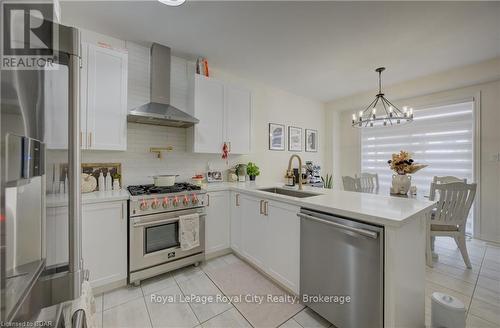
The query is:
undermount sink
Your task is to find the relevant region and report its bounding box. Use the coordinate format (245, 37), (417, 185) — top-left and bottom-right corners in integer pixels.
(258, 187), (321, 198)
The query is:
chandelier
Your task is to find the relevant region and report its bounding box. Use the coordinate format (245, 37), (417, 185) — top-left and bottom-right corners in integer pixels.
(352, 67), (413, 128)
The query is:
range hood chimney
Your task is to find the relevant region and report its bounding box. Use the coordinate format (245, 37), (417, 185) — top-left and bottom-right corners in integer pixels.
(127, 43), (199, 128)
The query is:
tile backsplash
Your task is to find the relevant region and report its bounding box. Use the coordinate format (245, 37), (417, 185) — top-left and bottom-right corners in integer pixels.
(46, 122), (246, 188)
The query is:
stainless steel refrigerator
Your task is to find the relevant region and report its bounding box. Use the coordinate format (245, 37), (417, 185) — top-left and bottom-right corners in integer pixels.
(1, 24), (83, 325)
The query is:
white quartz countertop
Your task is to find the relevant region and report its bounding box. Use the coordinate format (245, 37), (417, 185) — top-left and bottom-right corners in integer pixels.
(46, 190), (130, 208)
(203, 182), (436, 227)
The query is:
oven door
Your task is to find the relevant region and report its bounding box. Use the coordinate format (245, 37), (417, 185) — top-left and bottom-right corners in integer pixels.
(129, 208), (205, 272)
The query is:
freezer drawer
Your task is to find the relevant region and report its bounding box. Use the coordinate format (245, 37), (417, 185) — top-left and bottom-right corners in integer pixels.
(299, 208), (384, 328)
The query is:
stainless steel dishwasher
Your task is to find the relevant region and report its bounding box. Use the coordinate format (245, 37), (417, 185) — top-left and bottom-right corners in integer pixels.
(299, 208), (384, 328)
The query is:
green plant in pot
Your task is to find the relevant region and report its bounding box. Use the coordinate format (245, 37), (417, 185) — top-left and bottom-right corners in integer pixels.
(246, 162), (260, 181)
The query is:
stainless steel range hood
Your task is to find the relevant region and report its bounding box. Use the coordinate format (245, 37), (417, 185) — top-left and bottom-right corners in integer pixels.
(127, 43), (199, 128)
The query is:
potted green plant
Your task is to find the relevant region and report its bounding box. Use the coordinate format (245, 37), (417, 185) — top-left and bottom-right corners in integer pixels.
(322, 174), (333, 189)
(246, 162), (260, 181)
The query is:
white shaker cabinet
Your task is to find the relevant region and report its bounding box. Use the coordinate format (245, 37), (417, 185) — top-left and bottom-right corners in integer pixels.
(232, 193), (300, 294)
(190, 75), (225, 153)
(266, 200), (300, 294)
(205, 191), (231, 255)
(225, 84), (251, 154)
(230, 192), (242, 252)
(81, 201), (127, 288)
(45, 206), (69, 267)
(189, 75), (251, 154)
(81, 43), (128, 151)
(240, 194), (268, 268)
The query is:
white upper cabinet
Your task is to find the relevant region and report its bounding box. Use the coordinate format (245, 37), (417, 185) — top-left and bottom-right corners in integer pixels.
(191, 75), (225, 153)
(81, 42), (128, 151)
(225, 84), (251, 154)
(189, 74), (251, 154)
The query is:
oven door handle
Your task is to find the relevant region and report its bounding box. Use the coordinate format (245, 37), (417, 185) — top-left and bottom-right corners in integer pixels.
(132, 213), (206, 228)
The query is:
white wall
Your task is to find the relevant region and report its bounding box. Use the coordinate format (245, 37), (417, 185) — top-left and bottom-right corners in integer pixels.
(326, 57), (500, 242)
(49, 28), (326, 186)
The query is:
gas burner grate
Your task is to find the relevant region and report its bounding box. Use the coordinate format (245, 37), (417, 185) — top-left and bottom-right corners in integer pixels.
(127, 183), (201, 196)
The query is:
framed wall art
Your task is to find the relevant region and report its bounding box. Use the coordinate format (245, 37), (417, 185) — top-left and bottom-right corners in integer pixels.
(288, 126), (302, 152)
(269, 123), (285, 151)
(305, 129), (318, 152)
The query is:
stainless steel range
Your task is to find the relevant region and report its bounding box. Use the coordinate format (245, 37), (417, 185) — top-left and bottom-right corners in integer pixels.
(127, 183), (206, 286)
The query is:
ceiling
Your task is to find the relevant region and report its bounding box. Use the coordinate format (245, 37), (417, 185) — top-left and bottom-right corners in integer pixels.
(60, 1), (500, 102)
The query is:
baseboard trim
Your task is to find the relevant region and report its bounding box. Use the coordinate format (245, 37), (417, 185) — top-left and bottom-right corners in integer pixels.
(205, 248), (232, 260)
(92, 278), (127, 295)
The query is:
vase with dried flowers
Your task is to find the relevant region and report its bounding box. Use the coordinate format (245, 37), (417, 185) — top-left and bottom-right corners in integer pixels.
(388, 150), (427, 195)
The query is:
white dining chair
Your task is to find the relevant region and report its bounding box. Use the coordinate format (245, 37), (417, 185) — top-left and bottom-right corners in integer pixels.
(356, 172), (379, 193)
(342, 176), (361, 192)
(429, 176), (467, 199)
(426, 181), (477, 268)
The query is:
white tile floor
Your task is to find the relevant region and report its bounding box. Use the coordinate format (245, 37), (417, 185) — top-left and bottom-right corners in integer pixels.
(96, 238), (500, 328)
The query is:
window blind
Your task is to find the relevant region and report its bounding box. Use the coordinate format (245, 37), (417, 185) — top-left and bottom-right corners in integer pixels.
(361, 100), (475, 232)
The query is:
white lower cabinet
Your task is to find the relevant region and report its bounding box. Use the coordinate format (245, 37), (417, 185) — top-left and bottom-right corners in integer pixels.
(82, 201), (127, 288)
(230, 192), (242, 252)
(266, 201), (300, 294)
(240, 194), (268, 269)
(205, 191), (230, 255)
(46, 201), (127, 289)
(235, 193), (300, 294)
(46, 206), (69, 267)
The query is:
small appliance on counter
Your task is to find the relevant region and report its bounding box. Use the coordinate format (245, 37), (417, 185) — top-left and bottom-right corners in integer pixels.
(206, 171), (223, 182)
(305, 161), (323, 187)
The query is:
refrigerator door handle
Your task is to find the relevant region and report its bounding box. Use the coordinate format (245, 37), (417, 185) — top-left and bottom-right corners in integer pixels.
(67, 28), (83, 299)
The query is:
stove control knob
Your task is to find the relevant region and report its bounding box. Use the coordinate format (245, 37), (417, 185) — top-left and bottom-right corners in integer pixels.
(183, 196), (189, 206)
(172, 197), (179, 207)
(162, 198), (169, 208)
(192, 195), (199, 205)
(140, 200), (149, 210)
(151, 199), (159, 209)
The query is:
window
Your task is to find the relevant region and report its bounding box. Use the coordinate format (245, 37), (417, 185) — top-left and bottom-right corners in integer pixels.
(361, 101), (475, 233)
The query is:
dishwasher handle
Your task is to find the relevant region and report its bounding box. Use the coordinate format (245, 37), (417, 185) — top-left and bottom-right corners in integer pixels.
(297, 213), (378, 239)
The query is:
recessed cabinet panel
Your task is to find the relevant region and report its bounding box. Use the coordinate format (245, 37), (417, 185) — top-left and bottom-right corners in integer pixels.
(266, 201), (300, 293)
(205, 191), (230, 254)
(82, 201), (127, 288)
(225, 85), (251, 154)
(240, 194), (268, 268)
(230, 192), (242, 252)
(81, 43), (128, 151)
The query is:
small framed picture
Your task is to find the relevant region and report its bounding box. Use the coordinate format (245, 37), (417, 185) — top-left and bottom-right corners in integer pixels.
(269, 123), (285, 151)
(305, 129), (318, 152)
(288, 126), (302, 152)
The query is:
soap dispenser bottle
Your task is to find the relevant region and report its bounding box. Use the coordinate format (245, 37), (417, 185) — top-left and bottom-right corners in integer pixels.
(98, 171), (105, 191)
(105, 172), (112, 191)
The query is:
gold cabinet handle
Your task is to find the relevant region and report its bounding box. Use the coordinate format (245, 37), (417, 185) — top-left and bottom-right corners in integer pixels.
(259, 200), (264, 215)
(264, 201), (269, 216)
(89, 132), (92, 148)
(236, 193), (240, 207)
(206, 194), (210, 207)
